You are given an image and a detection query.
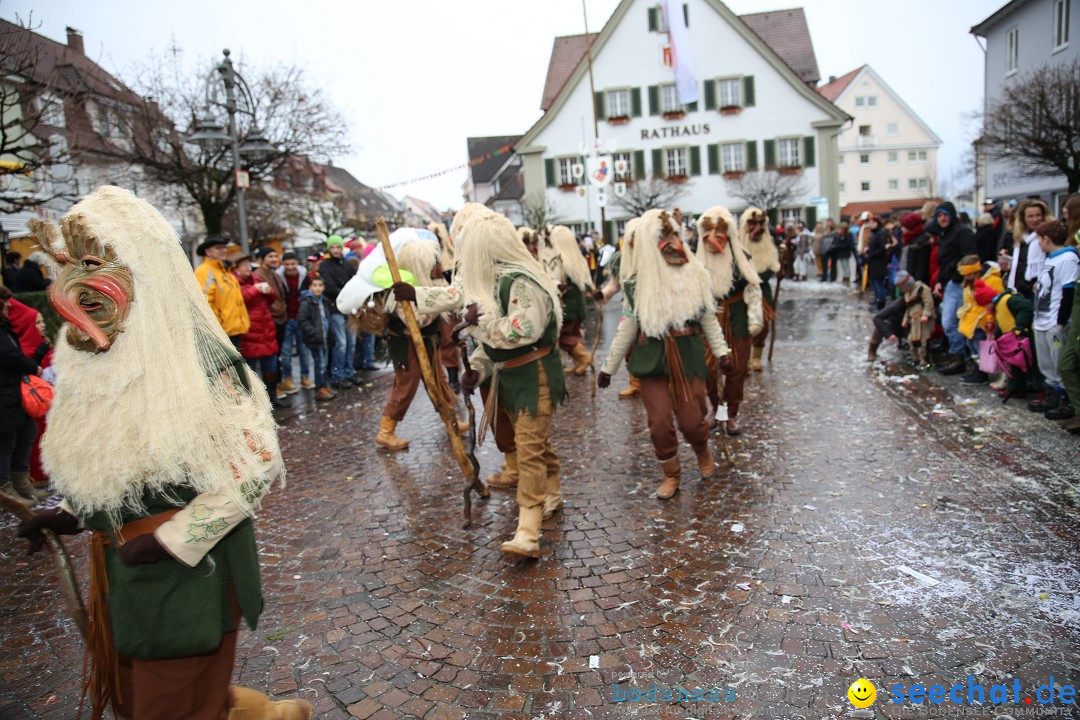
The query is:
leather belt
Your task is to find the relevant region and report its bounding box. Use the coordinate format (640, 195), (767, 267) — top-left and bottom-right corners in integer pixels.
(112, 508), (181, 545)
(502, 344), (553, 370)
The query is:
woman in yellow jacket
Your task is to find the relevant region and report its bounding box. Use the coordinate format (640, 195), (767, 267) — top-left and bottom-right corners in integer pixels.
(957, 255), (1004, 384)
(193, 236), (250, 347)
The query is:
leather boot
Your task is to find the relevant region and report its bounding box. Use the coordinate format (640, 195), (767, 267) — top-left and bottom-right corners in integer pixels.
(487, 452), (518, 489)
(10, 470), (46, 501)
(692, 443), (715, 480)
(1045, 389), (1075, 420)
(500, 505), (542, 558)
(375, 416), (409, 451)
(655, 458), (681, 500)
(570, 343), (592, 376)
(937, 354), (966, 375)
(265, 371), (289, 409)
(1, 481), (35, 507)
(543, 471), (563, 520)
(229, 686), (312, 720)
(867, 340), (880, 361)
(618, 374), (641, 398)
(750, 346), (764, 372)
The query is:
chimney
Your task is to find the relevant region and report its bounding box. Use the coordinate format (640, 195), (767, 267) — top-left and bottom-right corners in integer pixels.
(828, 75), (836, 84)
(66, 27), (84, 55)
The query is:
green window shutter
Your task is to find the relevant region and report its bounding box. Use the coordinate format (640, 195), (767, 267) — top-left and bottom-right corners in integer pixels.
(766, 208), (779, 227)
(545, 158), (556, 187)
(648, 85), (660, 116)
(606, 220), (616, 244)
(648, 6), (658, 31)
(764, 139), (777, 170)
(689, 146), (702, 176)
(683, 3), (689, 25)
(685, 90), (698, 112)
(704, 80), (716, 111)
(803, 136), (816, 167)
(652, 148), (665, 178)
(743, 76), (755, 107)
(595, 91), (606, 121)
(707, 144), (720, 174)
(746, 141), (758, 170)
(805, 206), (817, 228)
(631, 87), (642, 117)
(634, 150), (646, 180)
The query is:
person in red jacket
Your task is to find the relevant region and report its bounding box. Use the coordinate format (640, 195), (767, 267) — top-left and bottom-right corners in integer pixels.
(8, 299), (52, 491)
(231, 251), (285, 409)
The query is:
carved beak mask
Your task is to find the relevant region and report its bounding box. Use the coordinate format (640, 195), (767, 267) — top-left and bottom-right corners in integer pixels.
(658, 215), (688, 266)
(31, 214), (134, 354)
(700, 217), (729, 254)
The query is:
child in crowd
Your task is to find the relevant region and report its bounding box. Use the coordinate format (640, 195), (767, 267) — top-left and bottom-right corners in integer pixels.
(958, 257), (1004, 384)
(297, 275), (337, 402)
(991, 289), (1034, 403)
(895, 270), (935, 369)
(1028, 221), (1079, 413)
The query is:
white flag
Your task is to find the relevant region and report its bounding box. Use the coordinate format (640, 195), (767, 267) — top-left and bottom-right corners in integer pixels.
(661, 0), (698, 105)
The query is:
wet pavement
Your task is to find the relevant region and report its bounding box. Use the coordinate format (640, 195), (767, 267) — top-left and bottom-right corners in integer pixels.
(1, 283), (1077, 720)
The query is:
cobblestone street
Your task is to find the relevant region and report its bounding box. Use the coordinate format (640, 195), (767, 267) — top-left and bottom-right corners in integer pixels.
(1, 285), (1078, 720)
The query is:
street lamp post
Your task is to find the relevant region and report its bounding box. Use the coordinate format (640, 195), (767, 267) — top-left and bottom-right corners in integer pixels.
(185, 49), (275, 255)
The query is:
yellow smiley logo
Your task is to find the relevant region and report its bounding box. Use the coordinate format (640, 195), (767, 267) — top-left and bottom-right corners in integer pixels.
(848, 678), (876, 708)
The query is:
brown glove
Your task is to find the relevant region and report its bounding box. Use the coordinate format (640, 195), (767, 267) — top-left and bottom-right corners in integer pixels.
(597, 371), (612, 389)
(391, 282), (416, 303)
(117, 532), (174, 565)
(17, 507), (83, 555)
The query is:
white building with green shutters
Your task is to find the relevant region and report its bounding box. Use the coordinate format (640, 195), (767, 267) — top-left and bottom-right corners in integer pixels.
(516, 0), (849, 240)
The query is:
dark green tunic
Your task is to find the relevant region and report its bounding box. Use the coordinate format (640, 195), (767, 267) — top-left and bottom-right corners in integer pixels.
(562, 283), (587, 324)
(718, 260), (751, 339)
(387, 313), (441, 369)
(81, 486), (263, 660)
(481, 272), (567, 416)
(621, 277), (708, 380)
(760, 268), (776, 309)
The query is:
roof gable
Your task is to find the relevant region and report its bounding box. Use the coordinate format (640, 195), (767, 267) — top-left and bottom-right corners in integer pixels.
(828, 65), (942, 145)
(816, 65), (864, 103)
(739, 8), (820, 85)
(541, 34), (598, 111)
(520, 0), (847, 151)
(466, 135), (521, 184)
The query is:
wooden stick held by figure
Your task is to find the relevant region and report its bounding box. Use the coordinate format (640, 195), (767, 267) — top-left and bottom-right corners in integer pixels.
(376, 219), (488, 527)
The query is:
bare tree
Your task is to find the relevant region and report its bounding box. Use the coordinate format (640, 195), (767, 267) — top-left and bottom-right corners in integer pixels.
(221, 185), (294, 248)
(523, 192), (563, 231)
(614, 176), (691, 216)
(724, 171), (809, 214)
(0, 18), (78, 212)
(290, 197), (351, 240)
(982, 58), (1080, 193)
(122, 46), (351, 234)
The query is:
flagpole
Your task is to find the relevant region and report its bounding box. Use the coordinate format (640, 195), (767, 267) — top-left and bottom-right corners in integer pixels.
(582, 0), (607, 244)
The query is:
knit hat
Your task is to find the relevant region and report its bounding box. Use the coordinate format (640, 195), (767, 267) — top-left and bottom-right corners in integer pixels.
(900, 213), (923, 232)
(253, 246), (276, 261)
(326, 235), (345, 248)
(973, 279), (997, 307)
(894, 269), (915, 292)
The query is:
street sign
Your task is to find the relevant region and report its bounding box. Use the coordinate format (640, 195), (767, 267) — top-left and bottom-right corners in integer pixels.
(809, 196), (827, 204)
(235, 169), (251, 189)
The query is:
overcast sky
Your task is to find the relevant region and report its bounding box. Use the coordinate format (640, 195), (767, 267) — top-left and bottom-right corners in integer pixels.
(5, 0), (1003, 210)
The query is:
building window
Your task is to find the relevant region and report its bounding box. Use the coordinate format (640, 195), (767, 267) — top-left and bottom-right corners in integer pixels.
(1054, 0), (1070, 50)
(867, 96), (878, 107)
(721, 142), (744, 172)
(855, 96), (865, 107)
(859, 125), (872, 136)
(1007, 27), (1019, 73)
(908, 178), (929, 190)
(780, 208), (802, 224)
(907, 150), (928, 162)
(778, 138), (800, 167)
(839, 181), (846, 194)
(888, 151), (898, 164)
(568, 222), (589, 238)
(661, 84), (680, 113)
(887, 122), (898, 136)
(717, 78), (740, 108)
(665, 147), (688, 177)
(888, 179), (898, 192)
(838, 153), (845, 166)
(38, 94), (66, 128)
(96, 103), (125, 138)
(558, 157), (576, 186)
(859, 153), (870, 165)
(607, 89), (630, 118)
(613, 151), (633, 182)
(860, 181), (871, 193)
(615, 218), (629, 238)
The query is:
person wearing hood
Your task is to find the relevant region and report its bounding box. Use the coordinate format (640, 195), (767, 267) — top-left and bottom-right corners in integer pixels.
(956, 257), (1005, 385)
(598, 209), (732, 500)
(932, 202), (978, 375)
(695, 206), (763, 436)
(887, 270), (935, 368)
(739, 208), (780, 370)
(900, 213), (933, 286)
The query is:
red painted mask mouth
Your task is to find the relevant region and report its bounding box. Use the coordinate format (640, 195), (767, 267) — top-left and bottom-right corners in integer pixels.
(659, 235), (688, 265)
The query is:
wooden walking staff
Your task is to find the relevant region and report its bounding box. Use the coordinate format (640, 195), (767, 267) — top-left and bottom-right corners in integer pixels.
(375, 219), (488, 527)
(0, 492), (88, 638)
(767, 271), (783, 363)
(589, 297), (603, 398)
